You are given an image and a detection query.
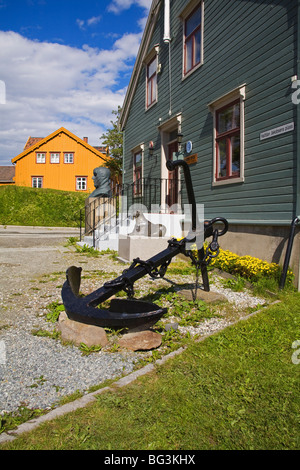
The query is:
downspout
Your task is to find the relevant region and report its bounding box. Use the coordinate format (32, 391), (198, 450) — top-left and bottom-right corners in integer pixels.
(281, 2), (300, 290)
(163, 0), (172, 116)
(163, 0), (171, 42)
(296, 0), (300, 218)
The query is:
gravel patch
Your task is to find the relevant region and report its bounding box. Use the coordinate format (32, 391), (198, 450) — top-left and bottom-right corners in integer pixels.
(0, 329), (137, 413)
(0, 234), (266, 415)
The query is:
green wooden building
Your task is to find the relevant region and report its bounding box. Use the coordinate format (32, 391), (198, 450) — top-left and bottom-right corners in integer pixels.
(120, 0), (300, 285)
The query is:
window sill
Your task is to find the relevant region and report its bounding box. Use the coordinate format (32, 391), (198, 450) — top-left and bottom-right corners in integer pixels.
(145, 101), (157, 112)
(182, 62), (203, 81)
(212, 176), (244, 187)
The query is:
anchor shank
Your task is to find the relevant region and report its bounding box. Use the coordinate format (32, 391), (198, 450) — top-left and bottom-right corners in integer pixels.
(84, 242), (182, 307)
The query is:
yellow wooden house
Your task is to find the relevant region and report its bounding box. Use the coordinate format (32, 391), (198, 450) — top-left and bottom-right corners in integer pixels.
(12, 127), (108, 193)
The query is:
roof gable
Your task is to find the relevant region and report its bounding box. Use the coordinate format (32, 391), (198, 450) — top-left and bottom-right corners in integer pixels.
(12, 127), (108, 164)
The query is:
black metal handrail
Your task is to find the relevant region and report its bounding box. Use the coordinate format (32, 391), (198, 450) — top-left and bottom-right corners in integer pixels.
(81, 177), (182, 245)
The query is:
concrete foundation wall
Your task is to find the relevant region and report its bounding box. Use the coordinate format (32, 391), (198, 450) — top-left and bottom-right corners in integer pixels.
(118, 223), (300, 289)
(219, 224), (300, 289)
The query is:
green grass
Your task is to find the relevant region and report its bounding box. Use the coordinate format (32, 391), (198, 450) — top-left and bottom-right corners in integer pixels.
(0, 185), (87, 227)
(2, 291), (300, 450)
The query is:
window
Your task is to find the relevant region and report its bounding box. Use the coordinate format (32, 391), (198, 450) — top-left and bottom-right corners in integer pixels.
(184, 3), (203, 76)
(36, 153), (46, 164)
(50, 153), (60, 163)
(209, 85), (245, 185)
(64, 153), (74, 163)
(76, 177), (87, 191)
(216, 101), (240, 180)
(146, 56), (157, 108)
(32, 177), (43, 188)
(133, 151), (143, 196)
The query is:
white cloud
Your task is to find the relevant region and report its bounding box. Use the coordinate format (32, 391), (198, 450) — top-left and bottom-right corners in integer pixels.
(0, 30), (143, 164)
(87, 16), (102, 26)
(76, 15), (102, 31)
(76, 19), (85, 31)
(108, 0), (152, 15)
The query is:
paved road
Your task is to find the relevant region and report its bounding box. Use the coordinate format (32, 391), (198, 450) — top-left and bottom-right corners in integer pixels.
(0, 226), (82, 306)
(0, 225), (80, 249)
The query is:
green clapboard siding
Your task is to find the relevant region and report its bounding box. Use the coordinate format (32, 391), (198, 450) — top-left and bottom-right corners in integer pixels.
(123, 0), (297, 225)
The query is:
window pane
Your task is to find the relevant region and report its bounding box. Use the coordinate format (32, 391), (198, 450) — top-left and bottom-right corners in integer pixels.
(64, 153), (74, 163)
(36, 153), (45, 163)
(148, 58), (156, 78)
(135, 152), (142, 167)
(32, 177), (42, 188)
(77, 177), (87, 190)
(218, 103), (240, 134)
(231, 136), (240, 175)
(194, 29), (201, 64)
(147, 58), (156, 106)
(152, 77), (156, 102)
(51, 153), (60, 163)
(218, 139), (227, 178)
(185, 37), (193, 72)
(186, 7), (201, 36)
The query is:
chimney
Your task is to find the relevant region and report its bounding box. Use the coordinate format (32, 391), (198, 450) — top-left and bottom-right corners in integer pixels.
(83, 137), (88, 143)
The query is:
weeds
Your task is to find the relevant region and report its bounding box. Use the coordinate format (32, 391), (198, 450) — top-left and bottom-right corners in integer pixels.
(46, 301), (65, 323)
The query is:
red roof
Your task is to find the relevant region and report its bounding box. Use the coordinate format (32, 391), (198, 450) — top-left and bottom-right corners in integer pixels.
(23, 137), (44, 151)
(0, 166), (15, 183)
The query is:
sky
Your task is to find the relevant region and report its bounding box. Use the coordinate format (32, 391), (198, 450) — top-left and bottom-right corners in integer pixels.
(0, 0), (152, 165)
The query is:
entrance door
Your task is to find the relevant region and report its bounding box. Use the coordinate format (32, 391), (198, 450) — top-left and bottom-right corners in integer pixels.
(167, 141), (179, 208)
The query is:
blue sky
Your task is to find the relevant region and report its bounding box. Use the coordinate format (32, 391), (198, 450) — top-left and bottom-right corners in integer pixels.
(0, 0), (152, 165)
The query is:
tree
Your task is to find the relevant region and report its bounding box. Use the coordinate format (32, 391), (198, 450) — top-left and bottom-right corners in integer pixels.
(100, 107), (123, 180)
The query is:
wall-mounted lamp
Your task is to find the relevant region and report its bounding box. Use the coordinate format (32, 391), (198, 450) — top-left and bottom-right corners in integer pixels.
(149, 141), (154, 156)
(177, 132), (183, 144)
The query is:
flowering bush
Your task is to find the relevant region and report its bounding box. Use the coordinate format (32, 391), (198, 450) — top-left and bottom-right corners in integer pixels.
(186, 240), (294, 285)
(208, 246), (294, 284)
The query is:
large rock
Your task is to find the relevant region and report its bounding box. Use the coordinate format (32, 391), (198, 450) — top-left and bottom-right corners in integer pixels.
(58, 311), (108, 348)
(180, 289), (227, 304)
(118, 330), (162, 351)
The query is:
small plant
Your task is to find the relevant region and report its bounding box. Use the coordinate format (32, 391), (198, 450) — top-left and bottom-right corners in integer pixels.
(220, 275), (246, 292)
(46, 301), (65, 323)
(98, 248), (118, 260)
(65, 236), (79, 246)
(75, 244), (100, 257)
(79, 343), (102, 355)
(31, 328), (61, 340)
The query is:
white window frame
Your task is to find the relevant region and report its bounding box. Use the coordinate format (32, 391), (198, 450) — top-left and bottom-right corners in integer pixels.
(76, 177), (87, 191)
(180, 0), (204, 80)
(50, 152), (60, 164)
(32, 176), (43, 188)
(36, 152), (46, 164)
(144, 45), (159, 110)
(208, 84), (246, 186)
(64, 152), (74, 164)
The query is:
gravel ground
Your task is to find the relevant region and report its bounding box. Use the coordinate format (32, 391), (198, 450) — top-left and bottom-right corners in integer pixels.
(0, 227), (265, 415)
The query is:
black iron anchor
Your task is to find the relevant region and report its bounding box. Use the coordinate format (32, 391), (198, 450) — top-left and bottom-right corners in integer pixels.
(61, 159), (228, 329)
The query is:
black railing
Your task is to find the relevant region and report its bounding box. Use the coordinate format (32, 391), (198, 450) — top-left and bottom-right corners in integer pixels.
(122, 177), (181, 213)
(81, 177), (182, 245)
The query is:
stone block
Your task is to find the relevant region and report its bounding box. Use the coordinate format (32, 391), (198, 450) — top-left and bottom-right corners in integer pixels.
(118, 330), (162, 351)
(57, 311), (108, 348)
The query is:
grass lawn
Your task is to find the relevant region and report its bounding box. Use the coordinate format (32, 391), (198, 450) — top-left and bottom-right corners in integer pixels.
(1, 290), (300, 450)
(0, 185), (86, 227)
